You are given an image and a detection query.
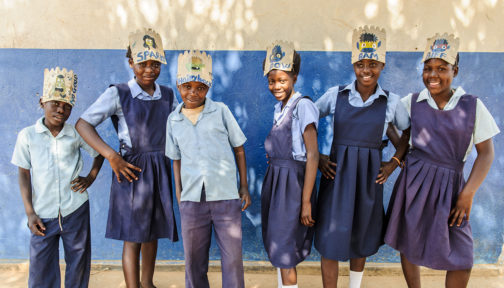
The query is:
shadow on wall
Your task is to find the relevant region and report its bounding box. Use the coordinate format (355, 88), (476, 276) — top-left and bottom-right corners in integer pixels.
(1, 0), (504, 51)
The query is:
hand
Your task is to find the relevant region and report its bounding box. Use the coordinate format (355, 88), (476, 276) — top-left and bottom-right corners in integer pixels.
(266, 153), (270, 164)
(27, 213), (46, 236)
(318, 154), (337, 179)
(449, 191), (473, 227)
(300, 201), (315, 227)
(376, 160), (397, 184)
(239, 187), (251, 211)
(71, 175), (95, 193)
(108, 153), (141, 183)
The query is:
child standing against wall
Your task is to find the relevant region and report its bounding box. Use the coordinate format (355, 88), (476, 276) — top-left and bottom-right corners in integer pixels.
(260, 41), (319, 288)
(12, 67), (104, 288)
(165, 50), (251, 288)
(314, 26), (410, 288)
(76, 28), (178, 288)
(385, 33), (500, 288)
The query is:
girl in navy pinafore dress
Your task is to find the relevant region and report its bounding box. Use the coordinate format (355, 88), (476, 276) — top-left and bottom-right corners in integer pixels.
(314, 26), (410, 288)
(261, 42), (319, 288)
(385, 34), (499, 288)
(76, 28), (178, 288)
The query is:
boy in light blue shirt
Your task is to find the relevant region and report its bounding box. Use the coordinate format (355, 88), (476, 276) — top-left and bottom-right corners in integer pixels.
(11, 67), (104, 288)
(165, 50), (251, 288)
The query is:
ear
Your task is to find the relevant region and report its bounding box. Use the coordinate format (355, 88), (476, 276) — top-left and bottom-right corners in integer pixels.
(452, 65), (459, 78)
(292, 74), (298, 84)
(128, 58), (134, 68)
(39, 98), (44, 108)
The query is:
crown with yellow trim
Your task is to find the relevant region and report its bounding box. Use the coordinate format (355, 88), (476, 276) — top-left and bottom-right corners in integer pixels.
(264, 41), (295, 76)
(422, 33), (459, 65)
(41, 67), (77, 106)
(129, 28), (166, 64)
(177, 50), (213, 87)
(352, 25), (386, 64)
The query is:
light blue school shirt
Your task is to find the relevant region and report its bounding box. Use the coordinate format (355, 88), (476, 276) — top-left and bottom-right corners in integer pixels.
(11, 117), (99, 218)
(165, 98), (247, 202)
(80, 78), (178, 153)
(273, 92), (319, 161)
(316, 81), (410, 153)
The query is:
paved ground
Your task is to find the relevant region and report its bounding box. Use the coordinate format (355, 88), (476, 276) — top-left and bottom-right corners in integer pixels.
(1, 261), (503, 288)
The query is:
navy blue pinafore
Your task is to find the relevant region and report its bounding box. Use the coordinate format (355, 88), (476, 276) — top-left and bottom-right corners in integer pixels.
(315, 87), (387, 261)
(261, 96), (317, 269)
(105, 83), (178, 243)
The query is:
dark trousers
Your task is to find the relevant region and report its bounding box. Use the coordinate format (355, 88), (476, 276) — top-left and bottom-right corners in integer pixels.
(29, 201), (91, 288)
(180, 192), (244, 288)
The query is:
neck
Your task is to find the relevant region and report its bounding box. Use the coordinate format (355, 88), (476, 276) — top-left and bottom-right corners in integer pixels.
(137, 80), (156, 96)
(356, 82), (377, 102)
(431, 88), (454, 110)
(43, 118), (64, 137)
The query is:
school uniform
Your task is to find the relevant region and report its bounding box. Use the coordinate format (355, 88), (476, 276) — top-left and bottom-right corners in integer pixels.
(385, 87), (500, 270)
(80, 79), (178, 243)
(314, 82), (410, 261)
(11, 117), (99, 288)
(261, 92), (318, 268)
(165, 97), (247, 288)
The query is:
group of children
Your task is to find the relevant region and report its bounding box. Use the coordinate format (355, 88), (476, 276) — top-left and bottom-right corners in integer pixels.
(11, 25), (499, 288)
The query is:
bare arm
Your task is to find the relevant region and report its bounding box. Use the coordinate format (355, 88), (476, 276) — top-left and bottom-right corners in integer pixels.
(450, 138), (495, 226)
(233, 145), (251, 211)
(376, 127), (411, 184)
(18, 167), (46, 236)
(300, 124), (319, 227)
(173, 159), (182, 204)
(75, 118), (141, 183)
(386, 122), (401, 149)
(71, 154), (105, 193)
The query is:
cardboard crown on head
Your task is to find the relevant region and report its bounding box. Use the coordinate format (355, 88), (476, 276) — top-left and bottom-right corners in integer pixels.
(352, 25), (387, 64)
(177, 50), (213, 87)
(41, 67), (77, 106)
(422, 33), (459, 65)
(264, 41), (295, 76)
(129, 28), (167, 64)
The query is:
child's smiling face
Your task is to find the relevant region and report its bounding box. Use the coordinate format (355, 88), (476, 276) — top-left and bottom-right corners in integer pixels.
(129, 59), (161, 89)
(422, 58), (458, 98)
(40, 100), (72, 129)
(353, 59), (384, 90)
(267, 69), (297, 105)
(177, 81), (209, 109)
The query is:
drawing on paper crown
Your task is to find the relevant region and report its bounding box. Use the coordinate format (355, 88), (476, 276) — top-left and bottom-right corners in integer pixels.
(143, 34), (157, 50)
(357, 33), (381, 53)
(186, 56), (205, 71)
(270, 45), (286, 62)
(430, 38), (450, 53)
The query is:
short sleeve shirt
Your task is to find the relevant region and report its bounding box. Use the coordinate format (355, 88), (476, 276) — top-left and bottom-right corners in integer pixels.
(401, 87), (500, 161)
(11, 117), (99, 218)
(315, 81), (410, 154)
(80, 78), (178, 152)
(165, 98), (247, 202)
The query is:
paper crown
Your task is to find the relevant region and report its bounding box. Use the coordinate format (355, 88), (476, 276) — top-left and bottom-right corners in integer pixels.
(422, 33), (459, 65)
(177, 50), (213, 87)
(264, 41), (295, 76)
(352, 25), (387, 64)
(129, 28), (166, 64)
(41, 67), (77, 106)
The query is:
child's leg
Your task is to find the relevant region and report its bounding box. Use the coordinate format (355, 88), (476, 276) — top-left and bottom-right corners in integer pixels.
(29, 218), (61, 288)
(349, 257), (366, 288)
(211, 199), (244, 288)
(280, 268), (297, 285)
(445, 269), (471, 288)
(140, 240), (158, 288)
(320, 256), (339, 288)
(400, 253), (421, 288)
(123, 241), (142, 288)
(60, 202), (91, 288)
(180, 201), (212, 288)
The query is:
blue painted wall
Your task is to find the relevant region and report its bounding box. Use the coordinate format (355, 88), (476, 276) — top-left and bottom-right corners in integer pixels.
(1, 49), (502, 264)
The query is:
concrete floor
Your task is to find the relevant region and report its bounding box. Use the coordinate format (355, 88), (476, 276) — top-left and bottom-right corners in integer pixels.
(1, 261), (503, 288)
